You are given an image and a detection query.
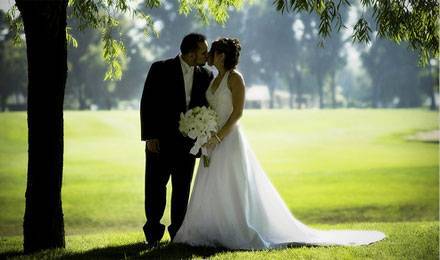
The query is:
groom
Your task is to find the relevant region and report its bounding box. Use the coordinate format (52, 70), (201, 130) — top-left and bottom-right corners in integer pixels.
(140, 33), (213, 246)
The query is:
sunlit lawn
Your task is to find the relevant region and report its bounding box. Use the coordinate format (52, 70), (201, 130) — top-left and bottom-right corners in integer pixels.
(0, 109), (438, 259)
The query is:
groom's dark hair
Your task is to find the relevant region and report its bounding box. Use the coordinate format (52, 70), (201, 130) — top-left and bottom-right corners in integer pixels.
(180, 33), (207, 54)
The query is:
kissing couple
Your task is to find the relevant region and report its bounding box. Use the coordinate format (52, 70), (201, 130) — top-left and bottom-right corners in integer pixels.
(140, 33), (385, 249)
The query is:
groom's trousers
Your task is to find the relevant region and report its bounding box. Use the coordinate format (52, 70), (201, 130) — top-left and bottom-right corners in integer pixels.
(143, 149), (195, 243)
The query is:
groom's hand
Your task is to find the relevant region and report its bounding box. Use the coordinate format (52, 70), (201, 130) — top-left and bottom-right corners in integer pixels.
(146, 139), (160, 153)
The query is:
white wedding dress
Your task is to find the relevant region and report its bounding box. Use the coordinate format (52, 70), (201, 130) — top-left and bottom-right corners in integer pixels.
(174, 71), (385, 249)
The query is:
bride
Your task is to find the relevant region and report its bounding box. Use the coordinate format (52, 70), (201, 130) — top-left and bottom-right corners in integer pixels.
(173, 37), (385, 249)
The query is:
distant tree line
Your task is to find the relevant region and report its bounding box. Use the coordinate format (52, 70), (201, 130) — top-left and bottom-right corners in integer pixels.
(0, 10), (27, 111)
(0, 3), (438, 111)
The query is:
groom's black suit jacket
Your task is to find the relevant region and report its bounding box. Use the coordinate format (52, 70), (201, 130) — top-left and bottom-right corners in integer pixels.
(140, 56), (213, 157)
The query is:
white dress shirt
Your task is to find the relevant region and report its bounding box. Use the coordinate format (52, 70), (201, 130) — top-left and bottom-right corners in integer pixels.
(179, 55), (194, 108)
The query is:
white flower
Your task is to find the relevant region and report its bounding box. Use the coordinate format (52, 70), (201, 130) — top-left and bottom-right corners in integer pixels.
(179, 106), (219, 157)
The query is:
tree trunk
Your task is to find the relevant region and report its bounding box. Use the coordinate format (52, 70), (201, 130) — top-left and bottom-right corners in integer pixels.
(16, 0), (67, 253)
(288, 74), (295, 109)
(330, 72), (336, 108)
(269, 86), (275, 109)
(372, 83), (380, 108)
(289, 85), (294, 109)
(317, 76), (324, 109)
(429, 84), (437, 111)
(0, 95), (6, 112)
(78, 84), (87, 110)
(295, 73), (303, 109)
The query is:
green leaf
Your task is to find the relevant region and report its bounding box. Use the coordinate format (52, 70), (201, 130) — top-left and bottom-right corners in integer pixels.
(66, 27), (78, 48)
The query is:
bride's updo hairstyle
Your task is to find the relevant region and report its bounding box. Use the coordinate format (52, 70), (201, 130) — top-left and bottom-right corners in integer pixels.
(210, 38), (241, 70)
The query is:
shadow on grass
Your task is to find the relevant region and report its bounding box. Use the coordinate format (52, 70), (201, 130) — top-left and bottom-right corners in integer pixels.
(0, 249), (22, 259)
(0, 241), (318, 259)
(0, 242), (231, 259)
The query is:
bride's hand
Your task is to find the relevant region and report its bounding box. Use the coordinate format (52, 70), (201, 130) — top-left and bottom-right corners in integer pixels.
(204, 136), (220, 150)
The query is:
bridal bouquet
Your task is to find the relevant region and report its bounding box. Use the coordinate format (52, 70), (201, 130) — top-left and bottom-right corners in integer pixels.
(179, 106), (219, 167)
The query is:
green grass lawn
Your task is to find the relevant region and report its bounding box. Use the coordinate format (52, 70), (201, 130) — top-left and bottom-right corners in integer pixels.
(0, 109), (438, 259)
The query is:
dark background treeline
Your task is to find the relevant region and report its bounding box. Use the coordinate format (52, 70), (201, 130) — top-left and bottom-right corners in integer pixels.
(0, 1), (438, 111)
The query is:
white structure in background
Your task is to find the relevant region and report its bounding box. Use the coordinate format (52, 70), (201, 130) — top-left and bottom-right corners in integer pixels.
(245, 84), (291, 109)
(246, 85), (270, 109)
(273, 89), (290, 108)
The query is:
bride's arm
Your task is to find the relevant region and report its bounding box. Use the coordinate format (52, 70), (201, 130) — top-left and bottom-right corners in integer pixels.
(206, 71), (245, 148)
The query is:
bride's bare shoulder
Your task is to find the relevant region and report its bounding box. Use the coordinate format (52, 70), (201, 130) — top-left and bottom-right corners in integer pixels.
(228, 70), (245, 88)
